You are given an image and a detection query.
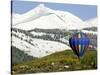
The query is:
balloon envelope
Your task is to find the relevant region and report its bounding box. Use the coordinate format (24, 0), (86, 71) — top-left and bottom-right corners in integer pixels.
(69, 32), (90, 58)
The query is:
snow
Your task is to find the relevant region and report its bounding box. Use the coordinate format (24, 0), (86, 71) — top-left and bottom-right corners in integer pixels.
(13, 14), (67, 30)
(81, 17), (98, 35)
(12, 4), (54, 25)
(81, 30), (97, 35)
(12, 35), (71, 58)
(60, 37), (69, 44)
(53, 10), (85, 30)
(64, 65), (69, 69)
(12, 13), (21, 19)
(31, 31), (46, 36)
(12, 4), (86, 30)
(84, 17), (98, 27)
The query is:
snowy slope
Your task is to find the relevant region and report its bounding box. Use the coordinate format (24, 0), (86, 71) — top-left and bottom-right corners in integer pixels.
(12, 4), (86, 30)
(12, 13), (21, 19)
(11, 28), (71, 58)
(84, 17), (98, 27)
(81, 17), (97, 35)
(12, 4), (54, 25)
(12, 35), (71, 58)
(13, 14), (67, 30)
(81, 30), (97, 35)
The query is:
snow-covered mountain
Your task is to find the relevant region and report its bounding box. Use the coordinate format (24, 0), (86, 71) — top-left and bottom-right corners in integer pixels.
(82, 17), (98, 29)
(12, 36), (70, 58)
(12, 4), (53, 25)
(12, 28), (71, 58)
(12, 4), (97, 58)
(81, 17), (97, 35)
(85, 17), (98, 27)
(12, 4), (86, 30)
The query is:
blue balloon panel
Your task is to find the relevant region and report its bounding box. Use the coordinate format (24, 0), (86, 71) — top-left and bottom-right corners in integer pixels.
(69, 32), (90, 58)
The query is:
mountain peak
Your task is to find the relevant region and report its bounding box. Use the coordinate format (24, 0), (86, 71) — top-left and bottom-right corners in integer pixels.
(36, 4), (47, 11)
(13, 4), (85, 30)
(35, 4), (54, 13)
(38, 4), (45, 8)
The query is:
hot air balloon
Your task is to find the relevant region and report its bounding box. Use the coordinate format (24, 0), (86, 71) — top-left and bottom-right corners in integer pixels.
(69, 31), (90, 58)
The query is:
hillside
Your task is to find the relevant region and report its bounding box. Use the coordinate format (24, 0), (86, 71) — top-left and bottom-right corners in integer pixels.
(11, 46), (37, 65)
(12, 50), (97, 74)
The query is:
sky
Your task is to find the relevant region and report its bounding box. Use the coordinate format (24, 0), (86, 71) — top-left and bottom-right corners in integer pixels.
(12, 0), (97, 21)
